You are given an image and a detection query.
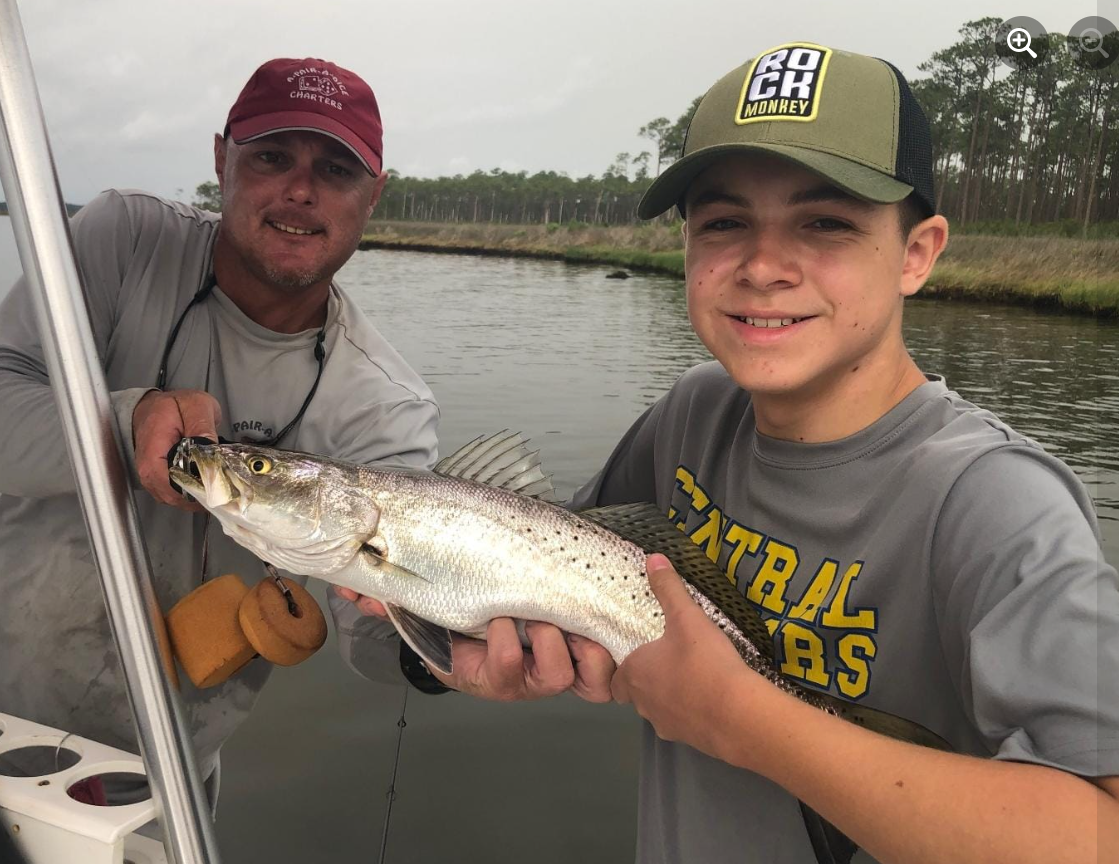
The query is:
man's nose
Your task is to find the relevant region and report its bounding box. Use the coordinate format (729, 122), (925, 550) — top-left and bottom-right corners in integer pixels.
(282, 161), (317, 206)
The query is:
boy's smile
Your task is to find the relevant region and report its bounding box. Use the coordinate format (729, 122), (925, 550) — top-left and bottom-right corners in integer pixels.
(683, 153), (945, 440)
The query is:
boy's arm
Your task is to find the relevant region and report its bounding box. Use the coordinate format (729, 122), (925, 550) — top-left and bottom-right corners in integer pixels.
(614, 558), (1119, 864)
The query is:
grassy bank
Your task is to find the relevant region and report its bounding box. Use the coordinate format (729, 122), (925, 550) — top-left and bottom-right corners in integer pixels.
(359, 222), (1119, 318)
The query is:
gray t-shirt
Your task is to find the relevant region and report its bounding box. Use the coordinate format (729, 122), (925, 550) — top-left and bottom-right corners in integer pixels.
(0, 189), (436, 775)
(573, 361), (1119, 864)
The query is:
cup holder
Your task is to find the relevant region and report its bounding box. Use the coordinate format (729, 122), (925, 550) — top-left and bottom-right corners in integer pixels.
(0, 743), (81, 778)
(67, 771), (150, 807)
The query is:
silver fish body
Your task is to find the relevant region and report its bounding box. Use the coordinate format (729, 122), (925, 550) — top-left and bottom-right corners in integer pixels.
(169, 434), (950, 748)
(332, 467), (662, 663)
(168, 433), (954, 864)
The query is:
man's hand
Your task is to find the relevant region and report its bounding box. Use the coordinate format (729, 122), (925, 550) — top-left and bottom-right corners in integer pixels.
(133, 389), (221, 510)
(333, 586), (387, 618)
(331, 586), (615, 702)
(612, 554), (759, 762)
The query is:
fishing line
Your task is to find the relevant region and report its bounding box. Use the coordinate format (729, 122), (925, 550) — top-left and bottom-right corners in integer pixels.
(377, 686), (409, 864)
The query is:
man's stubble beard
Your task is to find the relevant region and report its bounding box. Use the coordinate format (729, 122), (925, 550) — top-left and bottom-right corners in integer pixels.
(261, 262), (323, 289)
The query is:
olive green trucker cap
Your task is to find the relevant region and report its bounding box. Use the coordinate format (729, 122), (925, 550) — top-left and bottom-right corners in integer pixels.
(638, 42), (936, 219)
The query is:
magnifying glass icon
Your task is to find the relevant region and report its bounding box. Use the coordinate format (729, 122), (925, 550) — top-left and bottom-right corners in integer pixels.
(1080, 27), (1110, 58)
(1007, 27), (1038, 58)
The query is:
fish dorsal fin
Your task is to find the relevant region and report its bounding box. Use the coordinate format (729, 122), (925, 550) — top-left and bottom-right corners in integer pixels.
(385, 603), (454, 676)
(578, 502), (775, 665)
(436, 431), (557, 502)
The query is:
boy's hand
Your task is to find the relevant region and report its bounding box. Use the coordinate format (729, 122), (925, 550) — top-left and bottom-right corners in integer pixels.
(331, 587), (615, 703)
(612, 554), (758, 762)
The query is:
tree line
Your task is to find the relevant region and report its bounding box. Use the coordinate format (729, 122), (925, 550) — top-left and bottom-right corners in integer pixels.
(192, 18), (1118, 234)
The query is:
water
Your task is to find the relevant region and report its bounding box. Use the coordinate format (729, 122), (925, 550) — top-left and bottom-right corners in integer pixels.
(2, 224), (1117, 861)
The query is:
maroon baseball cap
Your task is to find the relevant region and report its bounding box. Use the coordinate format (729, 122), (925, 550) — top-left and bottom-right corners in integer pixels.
(225, 58), (383, 175)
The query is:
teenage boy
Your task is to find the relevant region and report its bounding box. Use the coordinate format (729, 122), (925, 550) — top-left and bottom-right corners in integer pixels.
(580, 43), (1119, 864)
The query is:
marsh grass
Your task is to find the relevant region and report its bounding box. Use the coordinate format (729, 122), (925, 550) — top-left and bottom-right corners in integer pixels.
(360, 222), (1119, 316)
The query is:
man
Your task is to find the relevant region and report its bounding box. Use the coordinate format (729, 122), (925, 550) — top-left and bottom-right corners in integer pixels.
(0, 57), (439, 794)
(583, 43), (1119, 863)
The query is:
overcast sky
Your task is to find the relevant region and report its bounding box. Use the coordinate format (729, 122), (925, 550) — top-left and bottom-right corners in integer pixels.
(6, 0), (1117, 205)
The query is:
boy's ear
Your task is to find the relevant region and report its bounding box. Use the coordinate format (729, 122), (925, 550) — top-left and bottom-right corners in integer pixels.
(900, 215), (949, 298)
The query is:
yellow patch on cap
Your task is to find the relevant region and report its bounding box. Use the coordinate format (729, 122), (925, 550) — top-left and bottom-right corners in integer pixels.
(735, 42), (833, 125)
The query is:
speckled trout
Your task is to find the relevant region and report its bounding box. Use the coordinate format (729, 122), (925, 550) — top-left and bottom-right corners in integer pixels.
(168, 431), (949, 749)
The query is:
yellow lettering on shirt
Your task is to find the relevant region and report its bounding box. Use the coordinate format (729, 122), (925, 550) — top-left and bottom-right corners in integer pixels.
(689, 506), (724, 563)
(723, 521), (765, 588)
(788, 559), (838, 624)
(836, 633), (878, 699)
(746, 539), (798, 615)
(821, 561), (876, 630)
(778, 622), (831, 688)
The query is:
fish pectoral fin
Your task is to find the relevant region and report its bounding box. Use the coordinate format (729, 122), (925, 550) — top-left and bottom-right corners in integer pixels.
(385, 604), (454, 676)
(360, 547), (433, 584)
(435, 430), (558, 502)
(578, 502), (776, 665)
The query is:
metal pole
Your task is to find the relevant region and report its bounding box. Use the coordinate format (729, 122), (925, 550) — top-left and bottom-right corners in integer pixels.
(0, 4), (221, 863)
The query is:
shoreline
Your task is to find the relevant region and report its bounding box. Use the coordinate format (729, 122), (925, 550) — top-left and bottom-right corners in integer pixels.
(359, 223), (1119, 319)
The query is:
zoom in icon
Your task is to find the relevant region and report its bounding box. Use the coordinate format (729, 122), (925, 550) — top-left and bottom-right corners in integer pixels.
(995, 17), (1051, 69)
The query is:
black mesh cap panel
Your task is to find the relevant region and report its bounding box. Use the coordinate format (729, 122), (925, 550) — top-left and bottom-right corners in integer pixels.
(883, 60), (937, 216)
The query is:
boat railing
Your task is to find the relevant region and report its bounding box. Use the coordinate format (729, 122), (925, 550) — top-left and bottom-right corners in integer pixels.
(0, 1), (222, 861)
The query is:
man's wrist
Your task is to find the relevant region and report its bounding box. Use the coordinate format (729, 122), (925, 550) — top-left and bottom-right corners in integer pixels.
(398, 640), (453, 695)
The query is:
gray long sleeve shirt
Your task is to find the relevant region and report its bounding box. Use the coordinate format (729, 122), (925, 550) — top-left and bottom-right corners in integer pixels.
(0, 189), (435, 776)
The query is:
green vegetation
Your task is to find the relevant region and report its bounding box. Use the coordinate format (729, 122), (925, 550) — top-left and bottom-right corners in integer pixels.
(362, 18), (1118, 239)
(0, 201), (82, 217)
(192, 182), (222, 213)
(359, 222), (1119, 317)
(193, 17), (1117, 241)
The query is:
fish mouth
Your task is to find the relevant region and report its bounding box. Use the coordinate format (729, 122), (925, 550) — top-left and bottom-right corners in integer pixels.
(168, 441), (253, 515)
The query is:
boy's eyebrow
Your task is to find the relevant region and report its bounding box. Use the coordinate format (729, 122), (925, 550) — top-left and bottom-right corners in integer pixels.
(687, 185), (877, 211)
(786, 185), (875, 210)
(687, 189), (751, 209)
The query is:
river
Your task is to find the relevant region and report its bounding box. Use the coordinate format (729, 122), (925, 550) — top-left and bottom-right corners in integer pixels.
(1, 218), (1117, 862)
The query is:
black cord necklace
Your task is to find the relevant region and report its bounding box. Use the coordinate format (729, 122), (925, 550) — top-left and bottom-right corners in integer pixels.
(156, 272), (328, 448)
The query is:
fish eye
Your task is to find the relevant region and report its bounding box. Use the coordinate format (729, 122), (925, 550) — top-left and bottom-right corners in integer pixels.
(247, 455), (273, 475)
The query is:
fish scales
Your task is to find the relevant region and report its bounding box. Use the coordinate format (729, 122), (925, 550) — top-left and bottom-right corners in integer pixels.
(168, 434), (955, 864)
(168, 435), (952, 753)
(343, 468), (664, 661)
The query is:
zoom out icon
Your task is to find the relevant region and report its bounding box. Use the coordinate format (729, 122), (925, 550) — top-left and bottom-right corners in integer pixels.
(1068, 17), (1118, 70)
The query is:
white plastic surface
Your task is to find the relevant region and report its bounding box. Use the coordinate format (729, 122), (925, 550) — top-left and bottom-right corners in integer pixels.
(0, 711), (166, 863)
